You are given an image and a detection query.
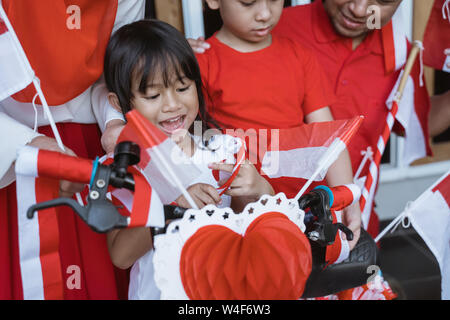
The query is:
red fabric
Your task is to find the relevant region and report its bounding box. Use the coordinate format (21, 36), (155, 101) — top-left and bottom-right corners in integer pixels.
(196, 33), (335, 132)
(423, 0), (450, 70)
(0, 123), (128, 300)
(2, 0), (118, 105)
(37, 150), (93, 184)
(179, 212), (312, 300)
(0, 16), (6, 34)
(273, 1), (432, 234)
(433, 173), (450, 205)
(34, 176), (64, 300)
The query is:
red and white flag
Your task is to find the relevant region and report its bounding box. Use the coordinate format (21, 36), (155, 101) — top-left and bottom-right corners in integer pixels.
(0, 5), (34, 101)
(117, 110), (202, 206)
(99, 156), (165, 229)
(15, 147), (64, 300)
(381, 5), (408, 74)
(423, 0), (450, 72)
(406, 171), (450, 300)
(258, 116), (363, 183)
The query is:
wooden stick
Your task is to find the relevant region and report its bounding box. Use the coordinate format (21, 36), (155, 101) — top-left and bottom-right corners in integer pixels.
(396, 42), (422, 101)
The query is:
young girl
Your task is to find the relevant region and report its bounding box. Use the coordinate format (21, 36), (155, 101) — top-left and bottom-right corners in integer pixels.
(103, 19), (274, 299)
(195, 0), (361, 249)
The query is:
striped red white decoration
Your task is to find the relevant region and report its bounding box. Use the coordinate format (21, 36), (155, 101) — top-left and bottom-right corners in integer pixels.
(215, 137), (246, 196)
(359, 98), (398, 229)
(15, 147), (64, 300)
(14, 145), (169, 299)
(330, 184), (361, 211)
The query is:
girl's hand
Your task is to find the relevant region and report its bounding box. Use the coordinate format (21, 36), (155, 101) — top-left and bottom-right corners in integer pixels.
(209, 160), (274, 199)
(176, 183), (222, 209)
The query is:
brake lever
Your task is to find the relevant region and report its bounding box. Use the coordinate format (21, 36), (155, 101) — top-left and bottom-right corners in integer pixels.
(298, 187), (354, 246)
(27, 141), (140, 233)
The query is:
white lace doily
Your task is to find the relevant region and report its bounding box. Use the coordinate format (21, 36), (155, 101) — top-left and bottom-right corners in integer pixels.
(152, 193), (305, 300)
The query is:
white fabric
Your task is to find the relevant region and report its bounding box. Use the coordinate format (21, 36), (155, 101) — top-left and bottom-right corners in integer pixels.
(127, 134), (237, 300)
(333, 211), (350, 264)
(386, 72), (427, 166)
(407, 172), (450, 300)
(443, 55), (450, 73)
(0, 11), (35, 102)
(0, 0), (144, 184)
(391, 7), (408, 71)
(263, 146), (328, 179)
(15, 147), (44, 299)
(344, 183), (361, 206)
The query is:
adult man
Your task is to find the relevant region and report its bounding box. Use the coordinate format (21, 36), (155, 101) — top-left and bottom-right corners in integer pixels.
(271, 0), (435, 237)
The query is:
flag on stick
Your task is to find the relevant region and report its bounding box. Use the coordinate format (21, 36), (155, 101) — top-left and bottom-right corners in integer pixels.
(375, 170), (450, 300)
(267, 116), (365, 201)
(118, 110), (201, 208)
(359, 42), (423, 229)
(423, 0), (450, 72)
(258, 116), (363, 187)
(0, 3), (64, 149)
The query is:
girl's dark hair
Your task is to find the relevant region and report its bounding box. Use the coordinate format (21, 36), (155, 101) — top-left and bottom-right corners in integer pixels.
(104, 19), (217, 134)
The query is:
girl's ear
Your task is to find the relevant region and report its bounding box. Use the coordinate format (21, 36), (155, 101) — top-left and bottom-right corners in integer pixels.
(107, 93), (122, 113)
(205, 0), (220, 10)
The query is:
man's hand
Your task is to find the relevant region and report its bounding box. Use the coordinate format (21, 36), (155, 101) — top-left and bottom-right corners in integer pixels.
(102, 119), (126, 154)
(175, 183), (222, 209)
(341, 202), (362, 251)
(187, 37), (211, 54)
(27, 136), (84, 198)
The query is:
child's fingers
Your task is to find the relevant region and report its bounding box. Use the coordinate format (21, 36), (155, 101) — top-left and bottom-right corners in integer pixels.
(224, 186), (248, 197)
(208, 162), (234, 173)
(200, 184), (222, 204)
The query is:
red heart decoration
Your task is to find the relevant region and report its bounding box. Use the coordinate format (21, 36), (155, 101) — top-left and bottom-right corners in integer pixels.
(180, 212), (312, 300)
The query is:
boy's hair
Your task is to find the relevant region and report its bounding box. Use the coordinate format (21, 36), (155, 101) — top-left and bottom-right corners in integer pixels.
(104, 19), (217, 132)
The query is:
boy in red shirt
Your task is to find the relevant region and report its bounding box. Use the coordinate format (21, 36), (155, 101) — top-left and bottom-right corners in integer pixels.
(198, 0), (361, 249)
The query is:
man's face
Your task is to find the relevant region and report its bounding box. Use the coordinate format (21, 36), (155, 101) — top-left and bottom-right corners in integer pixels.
(323, 0), (402, 39)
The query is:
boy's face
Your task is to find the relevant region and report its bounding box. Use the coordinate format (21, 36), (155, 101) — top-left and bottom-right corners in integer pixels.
(323, 0), (402, 39)
(207, 0), (284, 44)
(130, 68), (199, 144)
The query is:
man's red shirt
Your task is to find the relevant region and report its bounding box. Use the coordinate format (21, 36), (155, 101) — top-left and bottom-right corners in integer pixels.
(273, 1), (431, 178)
